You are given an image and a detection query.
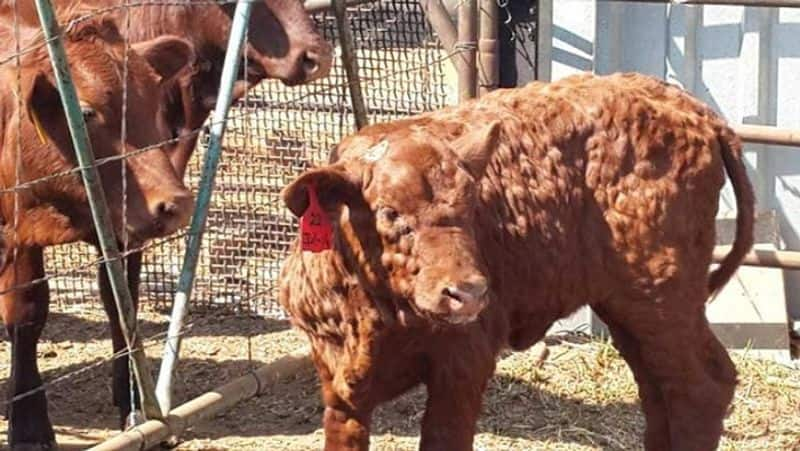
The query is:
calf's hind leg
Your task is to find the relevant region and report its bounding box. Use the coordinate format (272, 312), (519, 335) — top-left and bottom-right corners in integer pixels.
(1, 247), (56, 449)
(600, 289), (737, 451)
(593, 305), (670, 451)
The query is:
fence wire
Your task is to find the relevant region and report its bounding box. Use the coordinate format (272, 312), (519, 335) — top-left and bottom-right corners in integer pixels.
(0, 0), (465, 420)
(35, 1), (455, 318)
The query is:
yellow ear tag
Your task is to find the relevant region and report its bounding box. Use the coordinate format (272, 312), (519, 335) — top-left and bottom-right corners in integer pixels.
(27, 105), (48, 145)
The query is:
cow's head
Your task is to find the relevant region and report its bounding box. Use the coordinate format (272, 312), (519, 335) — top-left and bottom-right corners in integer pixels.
(2, 18), (195, 246)
(211, 0), (332, 89)
(282, 121), (502, 325)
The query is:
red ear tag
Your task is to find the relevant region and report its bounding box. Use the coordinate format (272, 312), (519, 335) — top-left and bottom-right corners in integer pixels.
(300, 183), (333, 252)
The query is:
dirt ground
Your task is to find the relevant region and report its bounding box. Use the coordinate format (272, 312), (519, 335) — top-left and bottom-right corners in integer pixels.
(1, 306), (799, 451)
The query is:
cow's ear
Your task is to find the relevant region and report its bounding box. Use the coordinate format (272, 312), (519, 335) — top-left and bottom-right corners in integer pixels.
(133, 36), (195, 84)
(25, 71), (62, 143)
(282, 165), (362, 218)
(454, 120), (502, 178)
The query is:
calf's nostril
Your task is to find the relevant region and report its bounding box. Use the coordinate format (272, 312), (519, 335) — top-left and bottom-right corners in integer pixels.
(442, 287), (464, 305)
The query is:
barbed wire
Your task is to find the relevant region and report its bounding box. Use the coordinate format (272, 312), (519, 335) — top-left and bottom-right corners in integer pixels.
(0, 5), (467, 297)
(0, 0), (243, 68)
(1, 316), (200, 407)
(0, 0), (462, 415)
(0, 41), (471, 196)
(0, 231), (189, 296)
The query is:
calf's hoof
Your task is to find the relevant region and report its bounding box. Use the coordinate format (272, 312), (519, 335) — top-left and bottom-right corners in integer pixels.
(11, 441), (58, 451)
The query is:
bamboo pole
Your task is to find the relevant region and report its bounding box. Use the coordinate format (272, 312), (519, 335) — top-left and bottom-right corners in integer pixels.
(333, 0), (369, 130)
(598, 0), (800, 7)
(478, 0), (499, 95)
(733, 124), (800, 147)
(155, 0), (253, 415)
(713, 247), (800, 270)
(32, 0), (162, 421)
(458, 0), (478, 101)
(90, 347), (311, 451)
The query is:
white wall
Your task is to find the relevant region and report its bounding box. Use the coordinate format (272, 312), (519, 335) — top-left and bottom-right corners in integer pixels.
(540, 1), (800, 343)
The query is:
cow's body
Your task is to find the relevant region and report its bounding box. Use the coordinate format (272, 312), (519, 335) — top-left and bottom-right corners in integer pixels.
(279, 72), (755, 451)
(0, 0), (332, 430)
(0, 15), (197, 449)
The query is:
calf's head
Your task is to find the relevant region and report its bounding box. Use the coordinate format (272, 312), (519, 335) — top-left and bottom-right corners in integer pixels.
(283, 121), (502, 325)
(2, 19), (195, 245)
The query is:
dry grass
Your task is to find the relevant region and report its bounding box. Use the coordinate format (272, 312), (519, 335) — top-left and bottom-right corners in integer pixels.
(180, 332), (800, 450)
(1, 309), (797, 450)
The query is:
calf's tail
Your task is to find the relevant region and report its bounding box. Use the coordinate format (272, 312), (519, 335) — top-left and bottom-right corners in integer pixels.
(708, 126), (755, 297)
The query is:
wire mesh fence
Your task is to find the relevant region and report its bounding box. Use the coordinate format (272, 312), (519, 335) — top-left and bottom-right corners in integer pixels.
(0, 2), (465, 439)
(41, 0), (457, 318)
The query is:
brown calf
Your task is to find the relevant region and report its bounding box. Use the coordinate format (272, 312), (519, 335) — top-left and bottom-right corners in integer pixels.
(3, 0), (332, 426)
(0, 16), (195, 450)
(279, 72), (755, 451)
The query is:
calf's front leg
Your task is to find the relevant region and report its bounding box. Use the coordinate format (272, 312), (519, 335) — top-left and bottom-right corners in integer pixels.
(319, 374), (373, 451)
(323, 404), (372, 451)
(1, 247), (56, 450)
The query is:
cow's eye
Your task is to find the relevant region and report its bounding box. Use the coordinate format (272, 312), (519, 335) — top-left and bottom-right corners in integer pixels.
(379, 207), (399, 223)
(80, 104), (96, 120)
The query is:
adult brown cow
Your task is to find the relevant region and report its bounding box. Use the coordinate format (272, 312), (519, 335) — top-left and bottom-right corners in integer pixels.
(4, 0), (332, 427)
(10, 0), (333, 177)
(0, 15), (195, 450)
(279, 72), (755, 451)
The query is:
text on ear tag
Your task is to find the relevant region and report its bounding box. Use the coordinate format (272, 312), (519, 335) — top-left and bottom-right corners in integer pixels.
(300, 183), (332, 252)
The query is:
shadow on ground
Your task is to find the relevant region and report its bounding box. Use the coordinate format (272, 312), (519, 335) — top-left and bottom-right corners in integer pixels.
(27, 309), (290, 344)
(182, 364), (644, 450)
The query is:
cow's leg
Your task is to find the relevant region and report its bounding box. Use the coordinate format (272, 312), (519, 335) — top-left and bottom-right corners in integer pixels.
(319, 376), (372, 451)
(1, 247), (56, 449)
(593, 305), (670, 451)
(420, 354), (492, 451)
(98, 250), (143, 429)
(601, 288), (737, 451)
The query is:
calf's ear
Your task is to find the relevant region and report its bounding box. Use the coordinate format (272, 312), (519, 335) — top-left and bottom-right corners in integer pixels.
(282, 165), (362, 218)
(454, 120), (502, 178)
(133, 36), (195, 84)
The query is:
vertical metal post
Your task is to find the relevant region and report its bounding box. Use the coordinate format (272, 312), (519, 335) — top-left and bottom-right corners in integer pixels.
(32, 0), (162, 420)
(458, 0), (478, 101)
(333, 0), (369, 130)
(155, 0), (253, 415)
(536, 0), (553, 81)
(478, 0), (499, 95)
